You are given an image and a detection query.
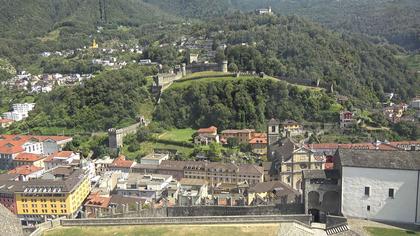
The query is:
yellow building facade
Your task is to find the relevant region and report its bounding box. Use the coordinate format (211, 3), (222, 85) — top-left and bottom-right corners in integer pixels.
(15, 170), (90, 220)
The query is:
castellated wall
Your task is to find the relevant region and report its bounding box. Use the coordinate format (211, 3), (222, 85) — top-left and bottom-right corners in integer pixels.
(108, 122), (143, 149)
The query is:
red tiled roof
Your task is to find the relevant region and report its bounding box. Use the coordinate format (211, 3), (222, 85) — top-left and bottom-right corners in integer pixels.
(8, 165), (43, 175)
(251, 133), (267, 139)
(0, 119), (14, 123)
(44, 151), (75, 162)
(0, 143), (24, 154)
(249, 137), (267, 144)
(85, 192), (111, 208)
(14, 153), (43, 162)
(197, 126), (217, 134)
(111, 155), (134, 168)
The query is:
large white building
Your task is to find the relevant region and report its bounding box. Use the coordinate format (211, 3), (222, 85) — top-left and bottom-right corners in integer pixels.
(3, 103), (35, 121)
(336, 149), (420, 224)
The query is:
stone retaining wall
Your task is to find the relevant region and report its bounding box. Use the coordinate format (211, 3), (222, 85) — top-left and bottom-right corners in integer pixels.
(61, 214), (311, 227)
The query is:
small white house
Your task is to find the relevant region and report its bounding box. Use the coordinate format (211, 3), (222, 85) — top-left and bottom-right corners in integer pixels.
(336, 149), (420, 224)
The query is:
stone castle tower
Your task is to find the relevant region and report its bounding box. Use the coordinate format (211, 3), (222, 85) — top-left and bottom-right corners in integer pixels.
(267, 118), (280, 160)
(221, 60), (228, 73)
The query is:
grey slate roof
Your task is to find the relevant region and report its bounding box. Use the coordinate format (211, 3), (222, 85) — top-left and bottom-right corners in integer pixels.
(302, 169), (340, 179)
(337, 149), (420, 170)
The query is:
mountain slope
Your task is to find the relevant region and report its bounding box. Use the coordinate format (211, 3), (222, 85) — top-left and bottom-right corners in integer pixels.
(145, 0), (420, 50)
(0, 0), (177, 39)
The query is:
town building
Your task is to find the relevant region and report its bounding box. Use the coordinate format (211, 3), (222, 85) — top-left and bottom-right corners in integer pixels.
(43, 151), (80, 170)
(220, 129), (255, 144)
(115, 173), (173, 202)
(249, 133), (267, 156)
(12, 153), (45, 168)
(280, 120), (304, 137)
(2, 103), (35, 121)
(93, 156), (113, 175)
(194, 126), (219, 145)
(335, 149), (420, 224)
(411, 97), (420, 110)
(0, 118), (14, 128)
(14, 167), (90, 223)
(0, 174), (22, 214)
(178, 178), (208, 206)
(248, 181), (301, 205)
(133, 160), (264, 186)
(0, 134), (72, 169)
(109, 155), (135, 173)
(339, 111), (355, 129)
(140, 153), (169, 165)
(256, 6), (272, 15)
(8, 165), (44, 181)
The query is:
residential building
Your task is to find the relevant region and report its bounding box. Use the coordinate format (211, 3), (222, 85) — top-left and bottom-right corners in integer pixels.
(12, 153), (45, 168)
(410, 97), (420, 110)
(220, 129), (255, 144)
(0, 118), (14, 128)
(248, 181), (301, 205)
(0, 135), (72, 169)
(0, 174), (21, 214)
(14, 167), (90, 223)
(280, 120), (304, 137)
(109, 155), (135, 173)
(194, 126), (219, 145)
(8, 165), (44, 181)
(256, 6), (272, 15)
(178, 178), (208, 206)
(212, 182), (249, 206)
(93, 156), (113, 175)
(249, 133), (267, 156)
(336, 149), (420, 224)
(92, 171), (121, 196)
(43, 151), (80, 170)
(133, 160), (264, 185)
(339, 111), (355, 129)
(3, 103), (35, 121)
(116, 173), (173, 202)
(140, 153), (169, 165)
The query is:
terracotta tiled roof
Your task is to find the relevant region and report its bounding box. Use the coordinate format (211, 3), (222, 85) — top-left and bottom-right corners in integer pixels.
(0, 143), (24, 154)
(85, 192), (111, 208)
(44, 151), (75, 162)
(0, 119), (14, 123)
(249, 137), (267, 144)
(14, 153), (43, 162)
(8, 165), (43, 175)
(111, 155), (134, 168)
(197, 126), (217, 134)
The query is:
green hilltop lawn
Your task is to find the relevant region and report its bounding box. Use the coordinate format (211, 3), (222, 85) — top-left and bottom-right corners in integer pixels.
(158, 128), (196, 143)
(365, 227), (420, 236)
(43, 224), (280, 236)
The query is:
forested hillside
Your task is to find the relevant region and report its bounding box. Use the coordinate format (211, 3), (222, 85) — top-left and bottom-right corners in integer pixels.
(207, 14), (418, 103)
(154, 78), (339, 130)
(145, 0), (420, 50)
(13, 66), (155, 133)
(0, 0), (176, 39)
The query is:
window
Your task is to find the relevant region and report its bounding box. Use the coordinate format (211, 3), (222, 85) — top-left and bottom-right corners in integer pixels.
(389, 188), (394, 199)
(367, 205), (371, 211)
(271, 126), (276, 133)
(364, 187), (370, 196)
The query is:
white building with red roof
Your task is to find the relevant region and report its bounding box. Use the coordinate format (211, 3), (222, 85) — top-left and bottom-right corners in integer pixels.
(109, 155), (135, 173)
(8, 165), (44, 181)
(0, 135), (72, 169)
(194, 126), (219, 145)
